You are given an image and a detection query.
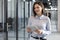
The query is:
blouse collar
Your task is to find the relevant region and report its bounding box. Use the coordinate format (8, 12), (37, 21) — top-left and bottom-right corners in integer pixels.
(35, 15), (44, 19)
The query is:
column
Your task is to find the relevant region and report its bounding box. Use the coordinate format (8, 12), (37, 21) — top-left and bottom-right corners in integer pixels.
(58, 0), (60, 32)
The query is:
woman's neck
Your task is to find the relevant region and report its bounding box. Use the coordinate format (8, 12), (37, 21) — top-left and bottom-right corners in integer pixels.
(37, 14), (42, 17)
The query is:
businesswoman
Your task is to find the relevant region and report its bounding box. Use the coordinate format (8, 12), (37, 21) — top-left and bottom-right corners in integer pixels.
(27, 2), (51, 40)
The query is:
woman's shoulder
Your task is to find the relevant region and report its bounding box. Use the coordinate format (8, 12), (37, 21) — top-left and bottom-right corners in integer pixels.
(43, 15), (50, 20)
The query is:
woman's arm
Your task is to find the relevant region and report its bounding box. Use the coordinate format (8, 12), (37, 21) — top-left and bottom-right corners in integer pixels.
(42, 17), (51, 35)
(26, 17), (32, 33)
(27, 27), (32, 33)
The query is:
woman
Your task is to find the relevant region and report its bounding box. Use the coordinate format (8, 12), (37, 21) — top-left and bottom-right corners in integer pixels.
(27, 2), (51, 40)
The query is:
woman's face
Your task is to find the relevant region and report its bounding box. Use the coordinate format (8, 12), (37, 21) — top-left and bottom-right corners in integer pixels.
(34, 4), (43, 16)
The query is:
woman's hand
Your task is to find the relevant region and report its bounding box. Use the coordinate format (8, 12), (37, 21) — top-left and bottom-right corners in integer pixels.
(34, 29), (43, 34)
(27, 27), (32, 33)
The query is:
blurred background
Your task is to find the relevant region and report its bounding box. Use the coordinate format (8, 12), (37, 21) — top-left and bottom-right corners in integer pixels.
(0, 0), (60, 40)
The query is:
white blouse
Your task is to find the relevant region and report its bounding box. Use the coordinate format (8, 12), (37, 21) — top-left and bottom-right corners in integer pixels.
(27, 15), (51, 38)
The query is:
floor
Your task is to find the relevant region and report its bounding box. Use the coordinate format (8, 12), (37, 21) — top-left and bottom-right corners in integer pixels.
(0, 31), (60, 40)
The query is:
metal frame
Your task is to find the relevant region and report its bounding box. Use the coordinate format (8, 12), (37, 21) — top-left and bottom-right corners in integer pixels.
(3, 0), (8, 40)
(16, 0), (18, 40)
(23, 1), (25, 40)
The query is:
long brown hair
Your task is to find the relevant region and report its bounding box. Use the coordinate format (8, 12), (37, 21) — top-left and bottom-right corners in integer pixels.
(33, 2), (45, 17)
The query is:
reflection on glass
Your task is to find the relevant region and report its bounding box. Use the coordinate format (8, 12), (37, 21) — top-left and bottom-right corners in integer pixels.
(8, 0), (16, 40)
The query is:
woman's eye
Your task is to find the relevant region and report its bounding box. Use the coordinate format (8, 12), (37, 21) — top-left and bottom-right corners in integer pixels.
(34, 7), (39, 9)
(36, 7), (39, 8)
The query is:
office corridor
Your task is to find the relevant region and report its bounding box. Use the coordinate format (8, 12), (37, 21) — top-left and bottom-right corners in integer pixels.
(0, 0), (60, 40)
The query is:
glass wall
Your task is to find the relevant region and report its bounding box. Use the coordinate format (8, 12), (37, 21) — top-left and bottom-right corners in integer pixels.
(49, 10), (58, 32)
(8, 0), (16, 40)
(18, 0), (33, 40)
(45, 10), (58, 32)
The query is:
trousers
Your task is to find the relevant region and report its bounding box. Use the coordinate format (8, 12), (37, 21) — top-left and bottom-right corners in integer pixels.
(29, 36), (47, 40)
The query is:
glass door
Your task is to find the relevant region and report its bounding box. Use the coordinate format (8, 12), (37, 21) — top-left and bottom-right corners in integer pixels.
(18, 0), (33, 40)
(1, 0), (33, 40)
(7, 0), (17, 40)
(2, 0), (18, 40)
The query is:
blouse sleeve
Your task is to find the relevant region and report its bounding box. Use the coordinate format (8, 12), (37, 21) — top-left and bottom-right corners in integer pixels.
(42, 17), (51, 35)
(27, 17), (32, 27)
